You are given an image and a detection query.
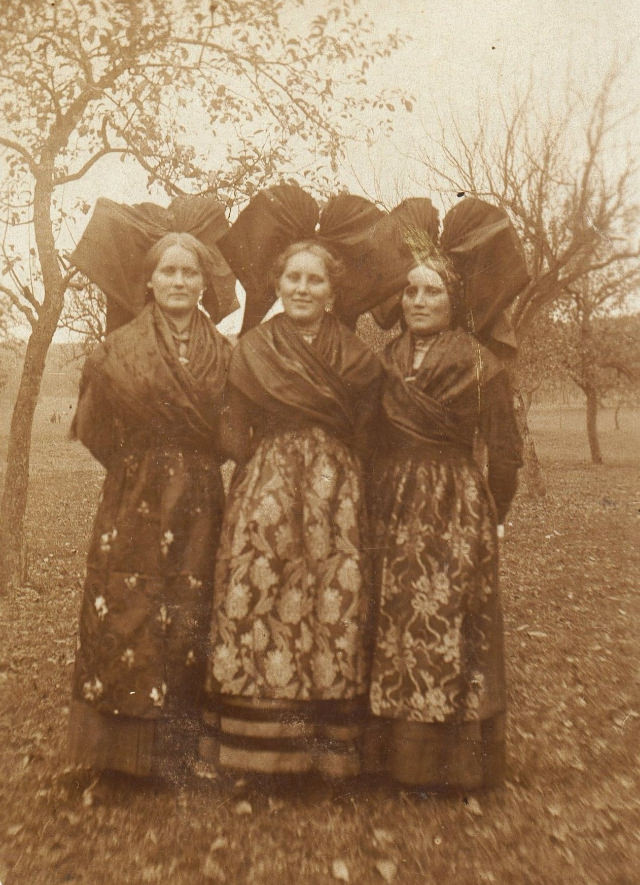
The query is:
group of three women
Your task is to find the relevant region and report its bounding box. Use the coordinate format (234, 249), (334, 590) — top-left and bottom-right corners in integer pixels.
(68, 205), (523, 795)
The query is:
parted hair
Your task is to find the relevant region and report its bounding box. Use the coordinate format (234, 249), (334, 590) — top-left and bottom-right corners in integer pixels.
(143, 232), (217, 297)
(269, 240), (345, 296)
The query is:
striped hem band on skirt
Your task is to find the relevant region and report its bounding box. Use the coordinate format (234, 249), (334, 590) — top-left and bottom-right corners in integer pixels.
(202, 695), (368, 778)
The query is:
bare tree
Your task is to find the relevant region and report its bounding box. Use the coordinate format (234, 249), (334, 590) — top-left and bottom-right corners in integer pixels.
(414, 61), (639, 493)
(514, 309), (565, 414)
(556, 270), (640, 463)
(0, 0), (408, 591)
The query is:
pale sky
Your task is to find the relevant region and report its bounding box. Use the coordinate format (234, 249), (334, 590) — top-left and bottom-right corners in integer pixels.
(3, 0), (638, 337)
(60, 0), (639, 209)
(344, 0), (639, 202)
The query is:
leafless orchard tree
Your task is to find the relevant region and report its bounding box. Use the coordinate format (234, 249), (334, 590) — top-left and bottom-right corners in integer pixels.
(414, 61), (640, 493)
(512, 308), (565, 414)
(556, 268), (640, 464)
(0, 0), (409, 592)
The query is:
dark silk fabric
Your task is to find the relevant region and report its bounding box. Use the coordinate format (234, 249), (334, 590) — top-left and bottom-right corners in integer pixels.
(381, 328), (503, 450)
(229, 312), (382, 440)
(216, 184), (385, 330)
(76, 302), (229, 456)
(70, 195), (237, 327)
(70, 304), (231, 727)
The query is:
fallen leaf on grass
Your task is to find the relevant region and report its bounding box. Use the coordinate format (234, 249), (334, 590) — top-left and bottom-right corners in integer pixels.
(550, 821), (569, 843)
(81, 775), (100, 807)
(202, 855), (227, 882)
(373, 828), (394, 847)
(376, 859), (398, 882)
(233, 800), (252, 815)
(465, 797), (482, 816)
(6, 824), (23, 837)
(332, 859), (350, 881)
(615, 774), (634, 789)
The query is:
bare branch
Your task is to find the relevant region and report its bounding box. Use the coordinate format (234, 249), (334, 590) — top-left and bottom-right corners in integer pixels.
(54, 145), (128, 185)
(0, 282), (38, 328)
(0, 136), (37, 173)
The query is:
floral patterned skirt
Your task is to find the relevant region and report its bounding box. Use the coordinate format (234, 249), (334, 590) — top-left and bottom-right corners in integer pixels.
(69, 445), (223, 776)
(207, 426), (371, 776)
(366, 447), (506, 789)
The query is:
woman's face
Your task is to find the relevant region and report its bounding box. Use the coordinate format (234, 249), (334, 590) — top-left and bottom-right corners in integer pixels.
(149, 244), (203, 318)
(401, 264), (451, 336)
(276, 250), (333, 329)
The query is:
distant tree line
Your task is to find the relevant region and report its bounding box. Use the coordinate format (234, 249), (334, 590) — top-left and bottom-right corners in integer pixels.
(517, 308), (640, 463)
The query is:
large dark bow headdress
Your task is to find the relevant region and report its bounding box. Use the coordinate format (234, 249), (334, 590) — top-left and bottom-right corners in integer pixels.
(369, 196), (529, 355)
(217, 183), (388, 332)
(70, 195), (237, 333)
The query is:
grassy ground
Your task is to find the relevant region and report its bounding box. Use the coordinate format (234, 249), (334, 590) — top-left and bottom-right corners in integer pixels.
(0, 400), (638, 884)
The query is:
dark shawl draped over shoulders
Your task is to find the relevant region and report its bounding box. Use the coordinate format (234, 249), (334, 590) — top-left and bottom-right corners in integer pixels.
(381, 327), (503, 450)
(74, 302), (231, 462)
(228, 312), (382, 440)
(381, 327), (522, 521)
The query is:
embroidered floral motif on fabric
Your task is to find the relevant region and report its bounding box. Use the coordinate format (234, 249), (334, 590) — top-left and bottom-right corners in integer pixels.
(211, 426), (371, 701)
(369, 455), (504, 723)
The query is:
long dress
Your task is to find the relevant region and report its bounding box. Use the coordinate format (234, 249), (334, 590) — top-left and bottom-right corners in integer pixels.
(206, 312), (382, 777)
(366, 327), (522, 790)
(68, 302), (231, 779)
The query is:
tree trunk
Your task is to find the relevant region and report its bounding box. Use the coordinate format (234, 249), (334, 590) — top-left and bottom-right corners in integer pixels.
(0, 154), (66, 593)
(0, 316), (61, 592)
(585, 384), (603, 464)
(513, 387), (546, 497)
(614, 402), (622, 430)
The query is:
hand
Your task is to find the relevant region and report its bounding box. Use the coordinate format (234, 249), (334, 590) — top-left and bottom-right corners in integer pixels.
(497, 524), (505, 540)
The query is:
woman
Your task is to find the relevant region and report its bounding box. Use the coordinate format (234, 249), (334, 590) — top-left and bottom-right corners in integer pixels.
(207, 241), (382, 778)
(69, 231), (231, 782)
(366, 256), (523, 792)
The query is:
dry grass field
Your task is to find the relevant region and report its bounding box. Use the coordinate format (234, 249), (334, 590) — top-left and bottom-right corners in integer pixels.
(0, 399), (638, 884)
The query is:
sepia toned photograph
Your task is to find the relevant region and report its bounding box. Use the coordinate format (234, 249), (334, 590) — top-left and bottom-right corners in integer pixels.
(0, 1), (638, 882)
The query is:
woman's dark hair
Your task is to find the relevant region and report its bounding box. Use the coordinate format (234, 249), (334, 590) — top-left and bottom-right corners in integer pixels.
(143, 232), (216, 303)
(269, 240), (344, 297)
